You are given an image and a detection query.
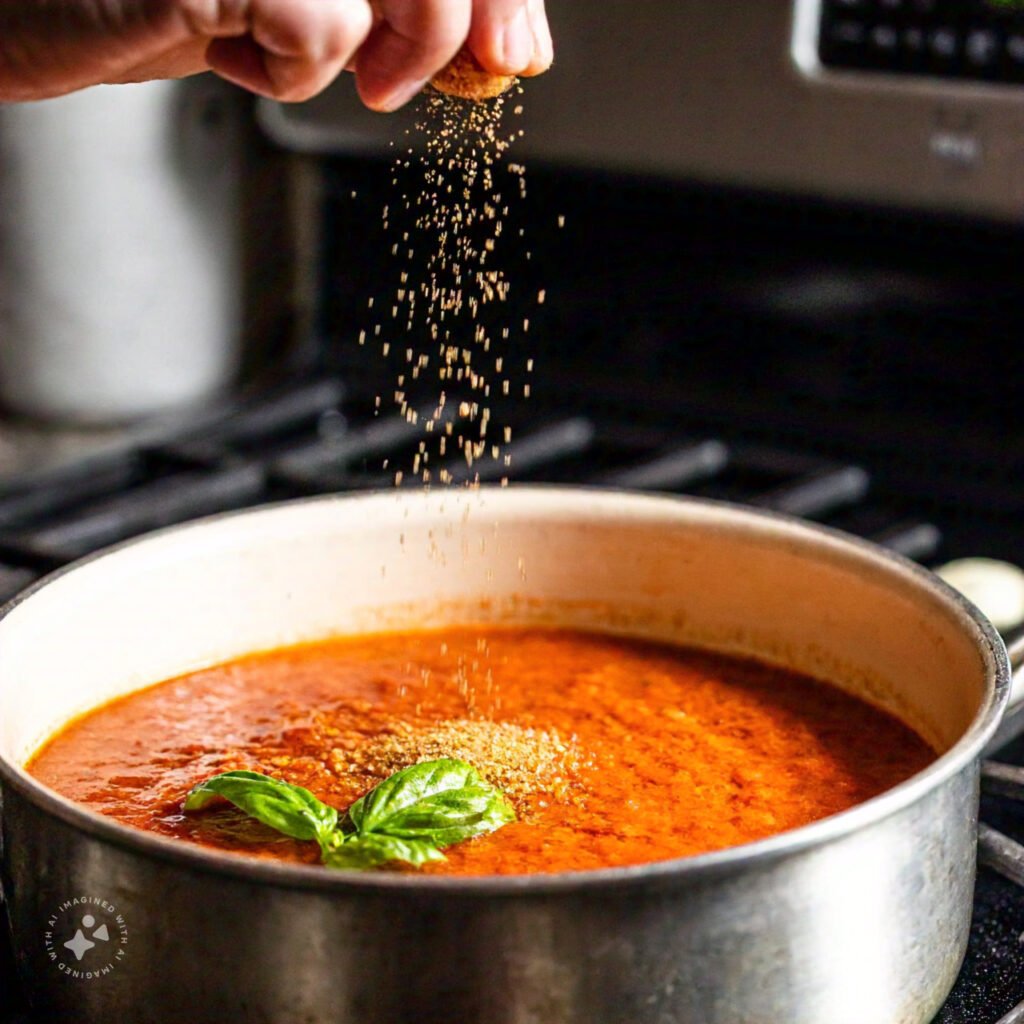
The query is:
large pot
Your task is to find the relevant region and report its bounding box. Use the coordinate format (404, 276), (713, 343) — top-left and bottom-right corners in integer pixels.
(0, 488), (1017, 1024)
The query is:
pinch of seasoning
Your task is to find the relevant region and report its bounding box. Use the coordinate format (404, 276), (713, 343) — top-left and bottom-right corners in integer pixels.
(431, 48), (517, 101)
(345, 719), (588, 808)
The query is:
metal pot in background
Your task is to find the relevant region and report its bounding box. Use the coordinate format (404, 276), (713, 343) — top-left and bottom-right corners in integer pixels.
(0, 489), (1017, 1024)
(0, 78), (243, 424)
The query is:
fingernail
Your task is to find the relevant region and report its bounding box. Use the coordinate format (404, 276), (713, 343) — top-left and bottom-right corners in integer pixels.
(377, 76), (430, 112)
(500, 7), (533, 72)
(528, 2), (554, 66)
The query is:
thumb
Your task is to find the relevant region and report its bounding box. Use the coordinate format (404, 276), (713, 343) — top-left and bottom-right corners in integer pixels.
(192, 0), (373, 101)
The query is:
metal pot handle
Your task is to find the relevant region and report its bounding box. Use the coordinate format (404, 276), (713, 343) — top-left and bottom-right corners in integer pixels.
(982, 635), (1024, 756)
(1007, 635), (1024, 701)
(975, 639), (1024, 1024)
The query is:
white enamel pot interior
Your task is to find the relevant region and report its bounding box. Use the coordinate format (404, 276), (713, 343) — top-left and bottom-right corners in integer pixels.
(0, 487), (1004, 773)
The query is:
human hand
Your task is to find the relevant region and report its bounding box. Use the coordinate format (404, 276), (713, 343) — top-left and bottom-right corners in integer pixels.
(0, 0), (553, 109)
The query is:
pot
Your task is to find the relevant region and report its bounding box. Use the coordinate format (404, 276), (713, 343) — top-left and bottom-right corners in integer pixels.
(0, 488), (1017, 1024)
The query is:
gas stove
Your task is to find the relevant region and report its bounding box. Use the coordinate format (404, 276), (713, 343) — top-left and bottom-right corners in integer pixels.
(2, 164), (1023, 1022)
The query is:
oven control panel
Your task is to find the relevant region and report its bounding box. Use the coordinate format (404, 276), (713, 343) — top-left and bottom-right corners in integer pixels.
(819, 0), (1024, 81)
(264, 0), (1024, 224)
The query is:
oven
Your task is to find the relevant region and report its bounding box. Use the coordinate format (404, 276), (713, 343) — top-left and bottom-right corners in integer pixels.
(3, 0), (1024, 1021)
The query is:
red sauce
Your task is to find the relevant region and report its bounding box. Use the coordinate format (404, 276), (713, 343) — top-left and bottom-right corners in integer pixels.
(27, 628), (935, 876)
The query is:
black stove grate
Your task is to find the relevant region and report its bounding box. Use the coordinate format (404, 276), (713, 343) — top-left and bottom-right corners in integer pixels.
(0, 373), (1022, 1022)
(0, 375), (948, 588)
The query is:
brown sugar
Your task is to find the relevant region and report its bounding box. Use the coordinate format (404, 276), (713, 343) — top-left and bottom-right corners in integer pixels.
(431, 48), (517, 101)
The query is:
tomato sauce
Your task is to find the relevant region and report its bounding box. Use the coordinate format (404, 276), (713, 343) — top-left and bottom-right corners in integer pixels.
(27, 628), (935, 876)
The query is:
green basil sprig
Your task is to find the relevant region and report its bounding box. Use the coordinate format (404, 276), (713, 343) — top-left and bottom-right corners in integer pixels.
(321, 832), (446, 870)
(183, 770), (338, 844)
(183, 758), (515, 871)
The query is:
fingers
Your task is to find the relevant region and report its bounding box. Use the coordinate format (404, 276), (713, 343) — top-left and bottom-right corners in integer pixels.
(467, 0), (551, 77)
(466, 0), (531, 74)
(354, 0), (472, 112)
(111, 38), (212, 85)
(178, 0), (552, 108)
(186, 0), (373, 102)
(521, 0), (553, 77)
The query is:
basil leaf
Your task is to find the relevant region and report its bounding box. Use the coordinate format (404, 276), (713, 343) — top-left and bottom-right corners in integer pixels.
(346, 758), (515, 845)
(323, 833), (445, 870)
(183, 758), (516, 872)
(184, 770), (338, 843)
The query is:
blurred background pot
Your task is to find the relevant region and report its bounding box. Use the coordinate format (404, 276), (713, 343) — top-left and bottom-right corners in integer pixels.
(0, 78), (243, 425)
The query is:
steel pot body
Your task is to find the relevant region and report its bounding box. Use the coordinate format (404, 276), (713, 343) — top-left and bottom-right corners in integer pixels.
(0, 488), (1011, 1024)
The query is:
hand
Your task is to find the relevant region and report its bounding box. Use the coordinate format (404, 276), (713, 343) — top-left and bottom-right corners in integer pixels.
(0, 0), (553, 108)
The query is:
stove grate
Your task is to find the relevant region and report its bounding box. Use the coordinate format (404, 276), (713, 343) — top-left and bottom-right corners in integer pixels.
(0, 377), (947, 583)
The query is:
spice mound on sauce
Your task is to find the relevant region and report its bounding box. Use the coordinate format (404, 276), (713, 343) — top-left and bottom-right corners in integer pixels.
(341, 719), (586, 809)
(26, 627), (936, 877)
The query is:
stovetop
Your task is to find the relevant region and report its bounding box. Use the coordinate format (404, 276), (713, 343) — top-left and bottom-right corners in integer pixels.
(0, 371), (1020, 1023)
(2, 165), (1024, 1021)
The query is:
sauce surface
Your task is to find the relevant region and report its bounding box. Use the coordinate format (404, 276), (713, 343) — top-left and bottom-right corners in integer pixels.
(28, 628), (935, 875)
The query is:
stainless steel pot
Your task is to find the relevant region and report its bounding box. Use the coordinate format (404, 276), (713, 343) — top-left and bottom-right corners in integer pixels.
(0, 488), (1017, 1024)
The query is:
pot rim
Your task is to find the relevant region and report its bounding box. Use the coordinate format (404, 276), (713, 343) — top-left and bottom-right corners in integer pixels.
(0, 486), (1010, 896)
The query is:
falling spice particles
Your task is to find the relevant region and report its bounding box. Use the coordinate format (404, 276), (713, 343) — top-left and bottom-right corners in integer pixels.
(357, 86), (545, 490)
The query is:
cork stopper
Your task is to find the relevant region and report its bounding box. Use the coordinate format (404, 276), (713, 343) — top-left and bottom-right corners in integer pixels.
(430, 47), (517, 101)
